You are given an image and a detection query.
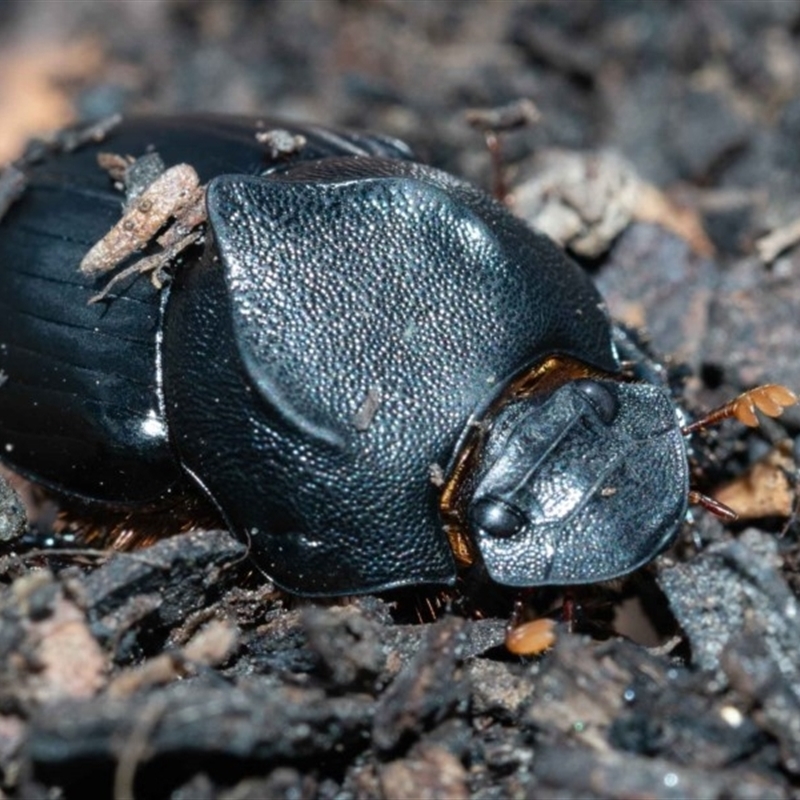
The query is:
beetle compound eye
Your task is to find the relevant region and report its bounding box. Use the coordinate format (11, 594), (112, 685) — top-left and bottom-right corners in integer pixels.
(574, 380), (618, 424)
(469, 497), (526, 539)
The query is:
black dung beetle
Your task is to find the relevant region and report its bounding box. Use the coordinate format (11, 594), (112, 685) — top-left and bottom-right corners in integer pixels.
(0, 115), (792, 597)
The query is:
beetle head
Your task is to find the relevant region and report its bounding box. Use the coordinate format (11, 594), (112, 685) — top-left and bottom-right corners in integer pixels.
(466, 379), (689, 586)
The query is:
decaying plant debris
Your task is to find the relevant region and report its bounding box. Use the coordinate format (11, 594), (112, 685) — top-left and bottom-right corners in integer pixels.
(0, 525), (797, 799)
(1, 1), (800, 798)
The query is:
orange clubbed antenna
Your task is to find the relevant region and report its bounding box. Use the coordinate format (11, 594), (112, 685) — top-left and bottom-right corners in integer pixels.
(682, 384), (797, 435)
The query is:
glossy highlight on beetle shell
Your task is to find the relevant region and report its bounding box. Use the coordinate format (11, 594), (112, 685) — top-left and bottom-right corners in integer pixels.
(0, 114), (693, 596)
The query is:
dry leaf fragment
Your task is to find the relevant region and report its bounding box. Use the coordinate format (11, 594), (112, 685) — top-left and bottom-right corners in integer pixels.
(714, 441), (796, 520)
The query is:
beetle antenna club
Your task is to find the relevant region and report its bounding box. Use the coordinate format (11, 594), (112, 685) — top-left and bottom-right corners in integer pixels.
(682, 384), (797, 434)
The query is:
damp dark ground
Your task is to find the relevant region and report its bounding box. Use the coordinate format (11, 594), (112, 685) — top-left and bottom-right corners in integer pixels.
(1, 2), (800, 798)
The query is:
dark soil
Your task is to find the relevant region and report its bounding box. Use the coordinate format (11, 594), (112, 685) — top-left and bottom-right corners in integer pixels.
(1, 2), (800, 798)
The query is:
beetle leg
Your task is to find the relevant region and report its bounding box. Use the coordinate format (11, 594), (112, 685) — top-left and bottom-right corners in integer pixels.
(561, 590), (576, 629)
